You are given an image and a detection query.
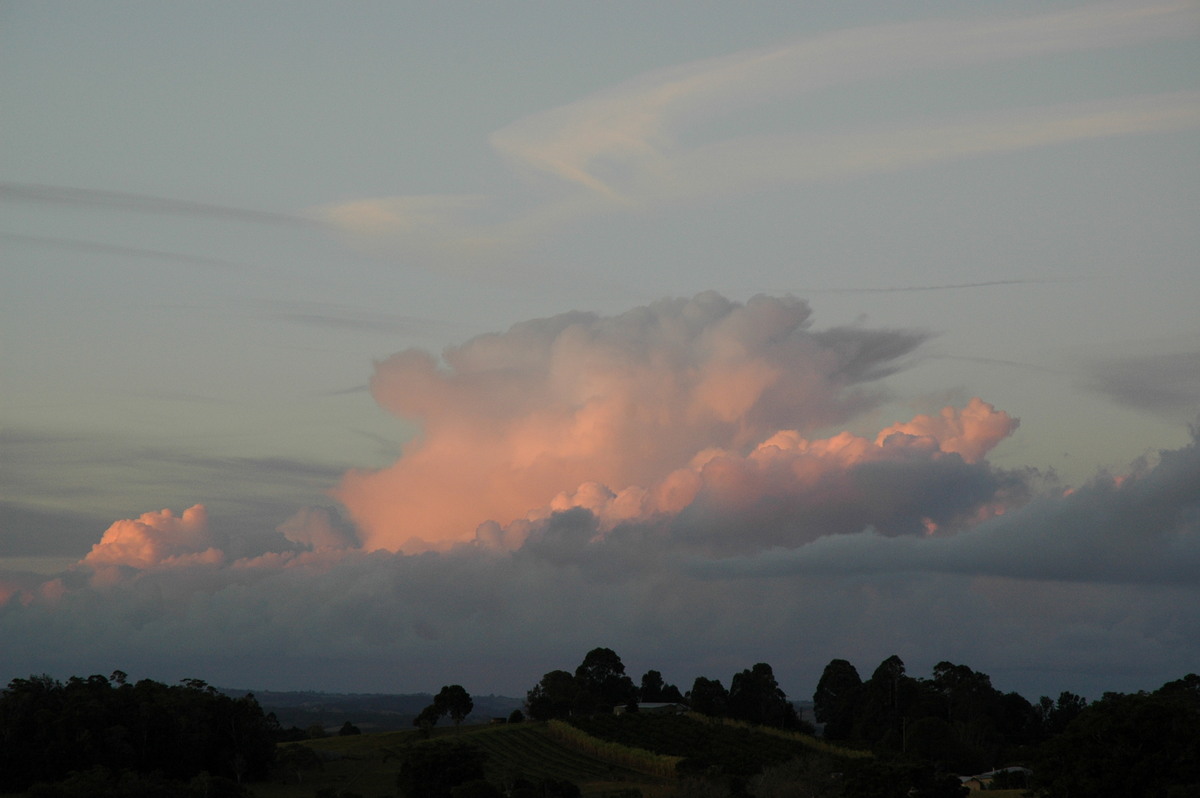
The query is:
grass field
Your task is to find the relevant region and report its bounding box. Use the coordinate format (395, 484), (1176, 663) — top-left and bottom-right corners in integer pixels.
(252, 722), (674, 798)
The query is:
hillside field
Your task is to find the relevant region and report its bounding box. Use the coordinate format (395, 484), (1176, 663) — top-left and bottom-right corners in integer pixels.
(254, 721), (676, 798)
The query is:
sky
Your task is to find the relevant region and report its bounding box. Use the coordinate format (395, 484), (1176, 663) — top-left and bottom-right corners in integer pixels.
(2, 1), (1199, 703)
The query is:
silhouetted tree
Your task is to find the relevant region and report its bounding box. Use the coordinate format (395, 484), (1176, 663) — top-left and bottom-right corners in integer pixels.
(727, 662), (800, 728)
(414, 703), (442, 735)
(1037, 689), (1088, 737)
(814, 658), (862, 740)
(526, 670), (579, 720)
(434, 684), (474, 728)
(639, 669), (684, 703)
(574, 647), (637, 713)
(854, 655), (919, 748)
(639, 670), (666, 701)
(687, 676), (729, 717)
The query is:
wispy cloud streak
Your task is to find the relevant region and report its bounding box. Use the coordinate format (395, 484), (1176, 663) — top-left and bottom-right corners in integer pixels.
(490, 2), (1200, 198)
(319, 2), (1200, 263)
(800, 279), (1048, 294)
(0, 182), (321, 228)
(0, 232), (243, 271)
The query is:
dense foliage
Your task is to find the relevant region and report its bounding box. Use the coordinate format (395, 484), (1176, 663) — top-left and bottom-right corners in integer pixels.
(812, 655), (1040, 774)
(1032, 674), (1200, 797)
(6, 655), (1199, 797)
(0, 673), (276, 794)
(526, 647), (644, 720)
(526, 648), (803, 733)
(811, 656), (1200, 797)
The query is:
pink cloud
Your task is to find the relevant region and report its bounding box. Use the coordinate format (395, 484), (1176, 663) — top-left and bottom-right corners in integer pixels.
(83, 505), (223, 570)
(334, 294), (929, 550)
(875, 397), (1018, 463)
(521, 399), (1019, 546)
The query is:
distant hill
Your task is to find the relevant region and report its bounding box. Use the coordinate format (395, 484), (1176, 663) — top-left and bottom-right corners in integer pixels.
(220, 688), (524, 732)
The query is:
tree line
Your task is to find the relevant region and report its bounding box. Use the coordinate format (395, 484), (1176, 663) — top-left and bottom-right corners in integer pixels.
(525, 647), (806, 731)
(0, 672), (277, 796)
(4, 654), (1197, 797)
(813, 655), (1200, 796)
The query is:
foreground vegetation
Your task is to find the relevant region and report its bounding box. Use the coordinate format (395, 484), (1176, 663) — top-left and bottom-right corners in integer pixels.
(3, 649), (1198, 796)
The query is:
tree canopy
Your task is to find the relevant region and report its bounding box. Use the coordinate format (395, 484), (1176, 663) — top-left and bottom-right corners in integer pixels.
(0, 673), (276, 794)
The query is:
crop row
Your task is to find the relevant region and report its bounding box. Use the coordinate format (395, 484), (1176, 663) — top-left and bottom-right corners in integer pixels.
(566, 712), (837, 776)
(547, 720), (682, 778)
(469, 724), (649, 784)
(710, 717), (873, 759)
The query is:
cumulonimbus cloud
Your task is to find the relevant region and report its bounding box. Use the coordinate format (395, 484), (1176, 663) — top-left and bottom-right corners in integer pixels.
(334, 293), (937, 550)
(6, 294), (1200, 697)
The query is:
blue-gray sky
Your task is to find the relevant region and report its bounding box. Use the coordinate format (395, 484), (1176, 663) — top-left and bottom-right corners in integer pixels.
(2, 1), (1199, 701)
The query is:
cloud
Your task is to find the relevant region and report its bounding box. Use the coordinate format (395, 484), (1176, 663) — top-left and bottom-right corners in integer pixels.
(318, 3), (1200, 262)
(83, 505), (222, 570)
(277, 507), (358, 552)
(802, 280), (1052, 294)
(1084, 350), (1200, 422)
(0, 182), (319, 228)
(5, 434), (1197, 698)
(693, 431), (1200, 586)
(0, 232), (243, 271)
(334, 293), (930, 550)
(5, 293), (1200, 699)
(490, 2), (1200, 198)
(315, 195), (487, 237)
(499, 397), (1021, 558)
(639, 92), (1200, 203)
(0, 425), (351, 545)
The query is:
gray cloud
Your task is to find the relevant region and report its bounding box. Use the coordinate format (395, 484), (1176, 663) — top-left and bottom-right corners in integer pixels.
(4, 468), (1198, 700)
(0, 232), (244, 271)
(1084, 350), (1200, 421)
(0, 427), (350, 560)
(0, 503), (106, 558)
(800, 279), (1052, 294)
(691, 434), (1200, 586)
(0, 182), (321, 228)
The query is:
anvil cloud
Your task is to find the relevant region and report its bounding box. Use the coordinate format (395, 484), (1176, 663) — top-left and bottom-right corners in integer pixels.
(3, 294), (1197, 700)
(3, 1), (1198, 702)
